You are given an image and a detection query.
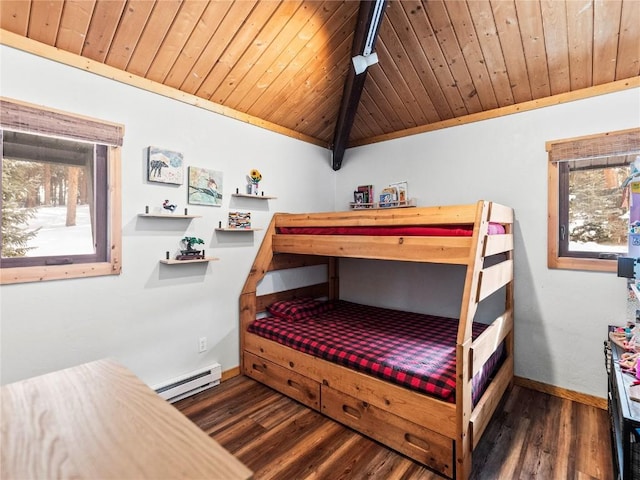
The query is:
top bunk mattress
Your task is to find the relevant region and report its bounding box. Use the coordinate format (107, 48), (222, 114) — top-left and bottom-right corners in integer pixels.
(276, 223), (506, 236)
(247, 300), (503, 404)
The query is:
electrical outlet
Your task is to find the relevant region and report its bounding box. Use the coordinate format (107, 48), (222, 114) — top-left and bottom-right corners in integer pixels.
(198, 336), (207, 353)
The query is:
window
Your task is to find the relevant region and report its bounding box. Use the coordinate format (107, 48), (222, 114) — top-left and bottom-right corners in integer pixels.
(0, 98), (123, 284)
(547, 128), (640, 272)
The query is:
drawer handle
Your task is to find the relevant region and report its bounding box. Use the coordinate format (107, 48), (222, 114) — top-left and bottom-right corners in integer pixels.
(342, 404), (362, 420)
(287, 379), (302, 391)
(404, 433), (431, 453)
(253, 363), (266, 373)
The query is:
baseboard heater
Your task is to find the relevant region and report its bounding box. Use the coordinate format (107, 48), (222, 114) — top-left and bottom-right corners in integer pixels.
(154, 363), (221, 403)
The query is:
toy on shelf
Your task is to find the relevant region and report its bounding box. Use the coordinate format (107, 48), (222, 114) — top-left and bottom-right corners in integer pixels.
(162, 199), (177, 213)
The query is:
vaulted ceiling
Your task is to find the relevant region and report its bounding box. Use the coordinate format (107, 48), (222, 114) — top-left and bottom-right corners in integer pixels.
(1, 0), (639, 167)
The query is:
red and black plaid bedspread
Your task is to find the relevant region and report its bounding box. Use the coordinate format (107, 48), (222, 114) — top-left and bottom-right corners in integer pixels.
(248, 301), (504, 404)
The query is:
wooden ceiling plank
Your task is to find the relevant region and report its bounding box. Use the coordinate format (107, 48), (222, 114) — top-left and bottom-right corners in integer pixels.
(351, 88), (393, 140)
(331, 0), (388, 170)
(195, 0), (283, 100)
(162, 1), (233, 89)
(294, 88), (342, 140)
(27, 0), (64, 45)
(0, 0), (31, 36)
(383, 1), (451, 120)
(352, 89), (388, 139)
(444, 0), (499, 111)
(125, 0), (183, 78)
(351, 100), (378, 140)
(104, 0), (155, 71)
(615, 0), (640, 79)
(145, 0), (209, 84)
(205, 0), (308, 105)
(467, 0), (514, 107)
(347, 120), (368, 143)
(222, 0), (338, 112)
(365, 41), (423, 130)
(514, 0), (551, 99)
(274, 46), (352, 141)
(566, 0), (594, 90)
(592, 0), (622, 85)
(246, 2), (356, 121)
(178, 1), (257, 95)
(376, 9), (440, 124)
(400, 1), (467, 117)
(423, 0), (483, 114)
(539, 0), (571, 95)
(56, 0), (96, 55)
(372, 40), (424, 127)
(81, 0), (127, 63)
(489, 0), (532, 104)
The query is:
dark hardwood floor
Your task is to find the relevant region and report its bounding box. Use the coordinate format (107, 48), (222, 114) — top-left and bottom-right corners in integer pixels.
(174, 375), (613, 480)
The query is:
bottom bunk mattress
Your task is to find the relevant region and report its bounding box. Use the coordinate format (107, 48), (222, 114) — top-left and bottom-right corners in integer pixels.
(248, 300), (504, 404)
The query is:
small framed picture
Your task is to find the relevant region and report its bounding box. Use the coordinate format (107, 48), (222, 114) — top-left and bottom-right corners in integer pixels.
(188, 166), (223, 206)
(147, 146), (183, 185)
(354, 191), (365, 205)
(390, 181), (408, 204)
(379, 192), (392, 207)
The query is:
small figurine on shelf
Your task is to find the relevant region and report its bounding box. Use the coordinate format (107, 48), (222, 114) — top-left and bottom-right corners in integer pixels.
(176, 236), (205, 260)
(247, 168), (262, 195)
(163, 199), (177, 213)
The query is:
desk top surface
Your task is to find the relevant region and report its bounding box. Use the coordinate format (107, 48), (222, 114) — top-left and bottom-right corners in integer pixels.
(1, 359), (253, 480)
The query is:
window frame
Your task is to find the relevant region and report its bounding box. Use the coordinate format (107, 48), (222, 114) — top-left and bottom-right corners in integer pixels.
(547, 128), (640, 272)
(0, 97), (122, 284)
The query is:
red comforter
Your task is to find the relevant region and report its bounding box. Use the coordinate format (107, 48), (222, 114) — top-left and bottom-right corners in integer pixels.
(248, 300), (503, 404)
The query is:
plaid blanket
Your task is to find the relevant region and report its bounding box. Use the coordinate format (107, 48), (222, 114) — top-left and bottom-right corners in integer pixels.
(248, 300), (504, 403)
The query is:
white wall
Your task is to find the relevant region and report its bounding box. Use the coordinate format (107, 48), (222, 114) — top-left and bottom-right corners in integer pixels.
(0, 45), (335, 386)
(336, 87), (640, 398)
(2, 44), (639, 400)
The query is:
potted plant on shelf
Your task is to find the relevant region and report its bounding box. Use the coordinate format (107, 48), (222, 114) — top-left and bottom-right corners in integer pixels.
(176, 236), (205, 260)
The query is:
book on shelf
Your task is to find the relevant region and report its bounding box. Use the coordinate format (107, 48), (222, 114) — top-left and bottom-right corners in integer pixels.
(228, 211), (251, 229)
(354, 184), (374, 208)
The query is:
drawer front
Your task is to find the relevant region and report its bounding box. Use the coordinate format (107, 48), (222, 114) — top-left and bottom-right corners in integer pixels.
(244, 352), (320, 411)
(321, 385), (454, 478)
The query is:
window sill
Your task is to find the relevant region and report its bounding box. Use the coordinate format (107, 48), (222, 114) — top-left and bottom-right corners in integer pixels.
(548, 256), (617, 273)
(1, 261), (121, 285)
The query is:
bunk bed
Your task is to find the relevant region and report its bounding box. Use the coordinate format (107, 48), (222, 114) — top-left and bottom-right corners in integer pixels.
(239, 201), (514, 479)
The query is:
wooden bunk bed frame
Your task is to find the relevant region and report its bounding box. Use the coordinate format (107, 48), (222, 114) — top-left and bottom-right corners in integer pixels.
(239, 200), (514, 479)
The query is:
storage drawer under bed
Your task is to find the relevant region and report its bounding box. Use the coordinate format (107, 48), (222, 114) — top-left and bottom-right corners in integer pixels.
(244, 351), (320, 410)
(321, 384), (455, 478)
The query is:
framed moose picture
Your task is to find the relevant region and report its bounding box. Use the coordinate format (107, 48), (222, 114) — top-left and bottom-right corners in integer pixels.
(147, 146), (184, 185)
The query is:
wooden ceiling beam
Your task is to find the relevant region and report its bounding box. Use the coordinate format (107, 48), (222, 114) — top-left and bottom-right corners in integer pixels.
(331, 0), (387, 171)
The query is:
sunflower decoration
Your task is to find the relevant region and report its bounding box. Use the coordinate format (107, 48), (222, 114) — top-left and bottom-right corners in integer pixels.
(248, 169), (262, 184)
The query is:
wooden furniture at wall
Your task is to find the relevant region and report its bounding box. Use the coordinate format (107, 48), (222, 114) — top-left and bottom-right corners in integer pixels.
(607, 326), (640, 480)
(0, 359), (252, 480)
(239, 200), (514, 480)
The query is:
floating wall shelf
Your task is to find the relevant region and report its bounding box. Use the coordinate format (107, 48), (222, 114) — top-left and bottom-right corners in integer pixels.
(231, 193), (277, 200)
(159, 257), (218, 265)
(215, 228), (261, 232)
(139, 213), (201, 219)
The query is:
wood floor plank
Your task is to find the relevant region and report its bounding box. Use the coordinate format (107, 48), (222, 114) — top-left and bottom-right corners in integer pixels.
(174, 376), (613, 480)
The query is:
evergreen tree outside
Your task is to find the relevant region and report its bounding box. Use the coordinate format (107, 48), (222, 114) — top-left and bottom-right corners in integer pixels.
(568, 165), (629, 250)
(1, 159), (40, 257)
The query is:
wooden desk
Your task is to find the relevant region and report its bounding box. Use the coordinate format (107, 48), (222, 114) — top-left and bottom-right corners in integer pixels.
(1, 359), (252, 480)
